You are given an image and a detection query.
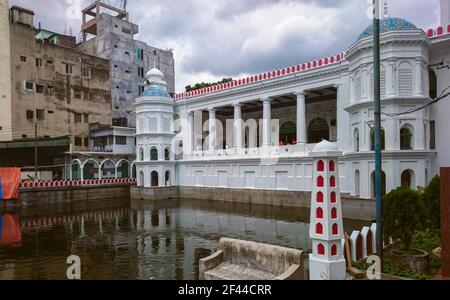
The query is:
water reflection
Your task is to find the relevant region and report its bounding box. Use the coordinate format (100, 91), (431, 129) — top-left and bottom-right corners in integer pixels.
(0, 198), (370, 280)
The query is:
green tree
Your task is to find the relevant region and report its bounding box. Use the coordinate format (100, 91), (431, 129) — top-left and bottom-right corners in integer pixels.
(185, 78), (233, 92)
(421, 175), (440, 229)
(383, 185), (425, 251)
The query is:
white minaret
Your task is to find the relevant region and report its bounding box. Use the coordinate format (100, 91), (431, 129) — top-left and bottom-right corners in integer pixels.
(0, 0), (12, 142)
(309, 140), (346, 280)
(441, 0), (450, 26)
(134, 67), (176, 188)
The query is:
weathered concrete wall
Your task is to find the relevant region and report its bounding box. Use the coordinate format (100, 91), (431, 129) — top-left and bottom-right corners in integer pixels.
(10, 20), (111, 150)
(130, 186), (177, 200)
(0, 0), (12, 142)
(3, 185), (130, 207)
(177, 186), (375, 220)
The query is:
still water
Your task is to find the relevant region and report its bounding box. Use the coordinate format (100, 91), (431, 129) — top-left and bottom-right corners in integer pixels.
(0, 198), (370, 280)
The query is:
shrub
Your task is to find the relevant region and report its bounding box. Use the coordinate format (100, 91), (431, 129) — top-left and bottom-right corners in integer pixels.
(421, 176), (440, 229)
(383, 185), (424, 251)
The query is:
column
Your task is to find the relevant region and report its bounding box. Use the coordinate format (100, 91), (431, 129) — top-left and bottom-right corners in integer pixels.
(414, 57), (424, 97)
(188, 111), (194, 154)
(208, 108), (217, 150)
(233, 103), (243, 150)
(261, 97), (272, 147)
(295, 91), (306, 144)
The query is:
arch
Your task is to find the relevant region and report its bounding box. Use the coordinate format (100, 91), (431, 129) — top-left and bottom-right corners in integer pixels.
(332, 223), (338, 235)
(308, 118), (329, 143)
(331, 244), (338, 256)
(150, 147), (159, 161)
(317, 176), (324, 187)
(371, 171), (387, 198)
(116, 159), (130, 178)
(317, 191), (324, 203)
(316, 223), (323, 234)
(151, 171), (159, 187)
(131, 161), (137, 178)
(82, 159), (100, 180)
(165, 170), (171, 187)
(329, 160), (335, 172)
(330, 176), (336, 187)
(139, 147), (144, 161)
(370, 127), (385, 151)
(164, 147), (171, 161)
(331, 207), (337, 219)
(331, 191), (337, 203)
(400, 124), (414, 150)
(317, 243), (325, 255)
(279, 121), (297, 145)
(353, 128), (360, 152)
(71, 159), (82, 180)
(100, 158), (116, 179)
(355, 170), (360, 196)
(366, 230), (373, 255)
(316, 207), (323, 219)
(139, 171), (144, 187)
(317, 160), (324, 172)
(401, 169), (415, 189)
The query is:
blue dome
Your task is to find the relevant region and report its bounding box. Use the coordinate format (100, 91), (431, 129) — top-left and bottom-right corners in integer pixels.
(141, 85), (171, 98)
(358, 17), (417, 40)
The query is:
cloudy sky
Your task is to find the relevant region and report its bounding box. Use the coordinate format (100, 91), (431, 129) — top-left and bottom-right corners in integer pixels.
(9, 0), (441, 92)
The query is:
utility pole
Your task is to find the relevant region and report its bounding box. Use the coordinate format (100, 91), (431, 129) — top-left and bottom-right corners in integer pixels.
(373, 0), (384, 272)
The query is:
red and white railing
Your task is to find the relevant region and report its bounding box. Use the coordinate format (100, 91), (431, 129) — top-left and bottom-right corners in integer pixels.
(427, 24), (450, 38)
(173, 52), (346, 100)
(20, 178), (136, 189)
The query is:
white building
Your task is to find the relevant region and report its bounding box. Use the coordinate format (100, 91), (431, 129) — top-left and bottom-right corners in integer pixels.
(136, 3), (450, 200)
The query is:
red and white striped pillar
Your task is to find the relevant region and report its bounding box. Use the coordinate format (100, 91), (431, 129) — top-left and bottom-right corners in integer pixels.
(309, 140), (346, 280)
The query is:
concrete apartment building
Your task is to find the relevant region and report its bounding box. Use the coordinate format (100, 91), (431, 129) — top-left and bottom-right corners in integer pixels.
(0, 0), (12, 142)
(0, 4), (112, 179)
(77, 0), (175, 128)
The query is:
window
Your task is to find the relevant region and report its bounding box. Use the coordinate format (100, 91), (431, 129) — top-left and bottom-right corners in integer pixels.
(84, 138), (89, 147)
(430, 121), (436, 150)
(46, 60), (53, 65)
(74, 89), (82, 99)
(74, 113), (82, 123)
(81, 67), (91, 78)
(125, 70), (131, 74)
(36, 109), (45, 120)
(75, 137), (82, 146)
(24, 81), (34, 91)
(137, 48), (144, 60)
(83, 114), (89, 124)
(36, 58), (42, 68)
(48, 110), (54, 114)
(398, 62), (413, 97)
(64, 63), (73, 74)
(115, 136), (127, 145)
(36, 84), (44, 93)
(26, 110), (34, 120)
(400, 126), (413, 150)
(47, 85), (54, 95)
(150, 148), (158, 161)
(138, 85), (145, 96)
(20, 56), (27, 62)
(138, 67), (144, 78)
(125, 51), (130, 55)
(165, 148), (170, 160)
(353, 128), (360, 152)
(139, 148), (144, 161)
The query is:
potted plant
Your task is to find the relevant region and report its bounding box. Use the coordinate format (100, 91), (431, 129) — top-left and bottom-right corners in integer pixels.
(383, 185), (429, 273)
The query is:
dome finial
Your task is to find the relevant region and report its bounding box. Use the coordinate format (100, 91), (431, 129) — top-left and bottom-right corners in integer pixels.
(383, 1), (389, 18)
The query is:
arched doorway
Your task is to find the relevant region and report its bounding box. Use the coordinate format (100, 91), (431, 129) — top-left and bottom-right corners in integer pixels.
(83, 159), (99, 180)
(151, 148), (159, 161)
(100, 159), (116, 179)
(165, 171), (171, 187)
(308, 118), (329, 143)
(164, 148), (170, 161)
(371, 171), (386, 198)
(400, 126), (413, 150)
(401, 169), (415, 189)
(151, 171), (159, 187)
(139, 171), (144, 187)
(117, 160), (130, 178)
(71, 160), (81, 180)
(279, 121), (297, 145)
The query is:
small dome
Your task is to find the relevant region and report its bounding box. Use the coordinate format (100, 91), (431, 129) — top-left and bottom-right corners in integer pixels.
(146, 67), (164, 79)
(358, 17), (417, 40)
(141, 85), (171, 98)
(312, 140), (339, 153)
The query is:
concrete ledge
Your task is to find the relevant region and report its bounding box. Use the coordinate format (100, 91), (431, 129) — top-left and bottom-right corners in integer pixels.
(178, 186), (375, 220)
(4, 184), (131, 207)
(130, 186), (178, 200)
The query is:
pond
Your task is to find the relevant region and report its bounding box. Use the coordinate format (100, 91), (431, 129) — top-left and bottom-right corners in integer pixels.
(0, 198), (370, 280)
